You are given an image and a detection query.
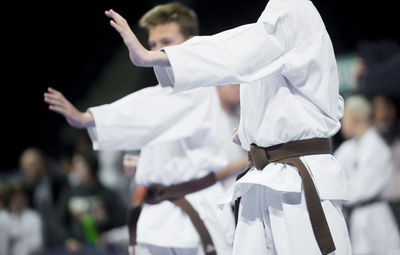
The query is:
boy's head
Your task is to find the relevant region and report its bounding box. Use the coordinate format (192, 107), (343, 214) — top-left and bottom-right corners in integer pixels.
(140, 3), (240, 101)
(139, 2), (199, 51)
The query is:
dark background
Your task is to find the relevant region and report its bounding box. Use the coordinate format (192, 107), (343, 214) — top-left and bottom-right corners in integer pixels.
(2, 0), (399, 171)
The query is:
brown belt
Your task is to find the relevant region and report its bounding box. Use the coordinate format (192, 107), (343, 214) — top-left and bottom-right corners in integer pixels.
(128, 173), (218, 255)
(234, 138), (336, 255)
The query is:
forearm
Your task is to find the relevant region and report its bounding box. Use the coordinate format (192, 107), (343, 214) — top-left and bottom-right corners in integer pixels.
(137, 50), (170, 67)
(124, 37), (169, 67)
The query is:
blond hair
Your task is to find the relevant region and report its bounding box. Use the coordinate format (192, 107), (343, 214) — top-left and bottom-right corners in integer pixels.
(345, 95), (372, 121)
(139, 2), (199, 37)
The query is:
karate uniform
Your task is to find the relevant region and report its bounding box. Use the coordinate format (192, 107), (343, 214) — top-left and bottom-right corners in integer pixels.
(335, 127), (400, 255)
(153, 0), (352, 253)
(87, 85), (235, 254)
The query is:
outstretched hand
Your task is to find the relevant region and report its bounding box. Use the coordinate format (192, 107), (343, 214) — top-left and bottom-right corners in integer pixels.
(44, 87), (94, 129)
(105, 9), (170, 67)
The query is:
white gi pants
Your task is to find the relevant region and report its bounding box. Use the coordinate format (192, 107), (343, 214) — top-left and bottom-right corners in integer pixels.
(233, 185), (352, 255)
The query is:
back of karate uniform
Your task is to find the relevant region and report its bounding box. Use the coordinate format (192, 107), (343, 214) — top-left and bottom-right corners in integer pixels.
(335, 128), (400, 255)
(87, 85), (235, 254)
(153, 0), (353, 253)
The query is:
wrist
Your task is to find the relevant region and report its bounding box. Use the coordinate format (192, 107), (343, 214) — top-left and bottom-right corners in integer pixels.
(126, 42), (149, 66)
(82, 111), (95, 128)
(146, 50), (170, 67)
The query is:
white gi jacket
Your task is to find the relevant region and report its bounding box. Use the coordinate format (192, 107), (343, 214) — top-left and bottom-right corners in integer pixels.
(335, 128), (400, 254)
(154, 0), (347, 201)
(87, 85), (235, 252)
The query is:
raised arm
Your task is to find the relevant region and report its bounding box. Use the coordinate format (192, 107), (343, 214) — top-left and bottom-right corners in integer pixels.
(153, 18), (287, 92)
(105, 9), (170, 67)
(44, 87), (94, 128)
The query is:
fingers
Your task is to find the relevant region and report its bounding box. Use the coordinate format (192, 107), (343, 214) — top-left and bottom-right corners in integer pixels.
(105, 9), (124, 23)
(47, 87), (63, 96)
(44, 93), (67, 107)
(44, 88), (69, 115)
(110, 20), (123, 33)
(105, 9), (132, 36)
(105, 9), (125, 27)
(48, 105), (67, 115)
(44, 87), (67, 103)
(44, 97), (64, 108)
(44, 88), (65, 102)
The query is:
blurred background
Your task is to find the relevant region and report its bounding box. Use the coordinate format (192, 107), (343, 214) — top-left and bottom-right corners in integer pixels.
(1, 0), (399, 254)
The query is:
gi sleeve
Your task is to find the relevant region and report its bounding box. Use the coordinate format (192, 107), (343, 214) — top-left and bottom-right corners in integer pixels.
(87, 85), (212, 151)
(154, 10), (288, 92)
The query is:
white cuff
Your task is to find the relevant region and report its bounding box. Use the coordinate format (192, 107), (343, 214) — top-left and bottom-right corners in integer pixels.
(154, 65), (175, 88)
(86, 108), (102, 150)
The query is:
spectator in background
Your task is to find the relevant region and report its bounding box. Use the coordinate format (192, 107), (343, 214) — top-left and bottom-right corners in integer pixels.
(57, 150), (126, 253)
(372, 95), (400, 226)
(8, 184), (43, 255)
(19, 147), (66, 246)
(335, 95), (400, 255)
(97, 151), (131, 205)
(0, 183), (11, 255)
(373, 95), (400, 145)
(95, 154), (140, 248)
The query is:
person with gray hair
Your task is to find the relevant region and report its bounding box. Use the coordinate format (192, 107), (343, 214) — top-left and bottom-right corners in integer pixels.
(335, 95), (400, 254)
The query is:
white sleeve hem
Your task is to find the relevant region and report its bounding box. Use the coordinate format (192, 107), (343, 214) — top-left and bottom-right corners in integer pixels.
(87, 126), (99, 150)
(87, 108), (102, 150)
(154, 65), (175, 88)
